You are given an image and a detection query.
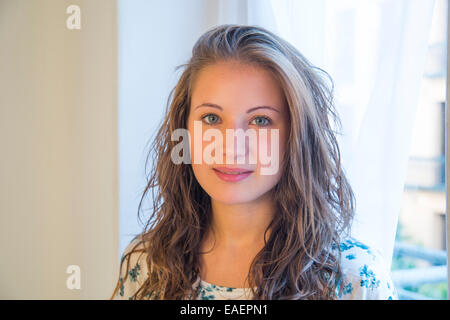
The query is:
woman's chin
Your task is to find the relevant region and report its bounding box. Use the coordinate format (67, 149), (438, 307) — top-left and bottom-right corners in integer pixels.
(209, 192), (257, 205)
(208, 186), (269, 205)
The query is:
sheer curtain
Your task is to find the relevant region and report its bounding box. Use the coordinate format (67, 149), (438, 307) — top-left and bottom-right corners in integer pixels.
(226, 0), (436, 267)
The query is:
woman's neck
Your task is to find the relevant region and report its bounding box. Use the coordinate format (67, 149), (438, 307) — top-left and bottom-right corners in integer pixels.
(204, 191), (275, 250)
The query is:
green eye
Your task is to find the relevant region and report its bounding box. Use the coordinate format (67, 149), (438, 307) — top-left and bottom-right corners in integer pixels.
(251, 116), (271, 126)
(202, 114), (220, 125)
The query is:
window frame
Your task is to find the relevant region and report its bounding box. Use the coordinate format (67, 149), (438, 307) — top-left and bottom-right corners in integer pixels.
(446, 0), (450, 300)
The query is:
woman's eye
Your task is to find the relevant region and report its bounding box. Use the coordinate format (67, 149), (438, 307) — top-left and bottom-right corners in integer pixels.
(250, 116), (271, 126)
(201, 114), (220, 125)
(201, 114), (271, 126)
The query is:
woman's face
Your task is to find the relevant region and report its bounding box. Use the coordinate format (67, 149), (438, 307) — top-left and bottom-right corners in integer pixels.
(187, 60), (289, 205)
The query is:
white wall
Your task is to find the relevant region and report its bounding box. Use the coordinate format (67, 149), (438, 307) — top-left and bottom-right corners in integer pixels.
(117, 0), (220, 257)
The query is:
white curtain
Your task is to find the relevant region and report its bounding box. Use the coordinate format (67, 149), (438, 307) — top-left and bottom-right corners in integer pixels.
(220, 0), (436, 268)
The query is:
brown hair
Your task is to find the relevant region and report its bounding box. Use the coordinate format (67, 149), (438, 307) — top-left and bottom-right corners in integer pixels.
(111, 24), (355, 300)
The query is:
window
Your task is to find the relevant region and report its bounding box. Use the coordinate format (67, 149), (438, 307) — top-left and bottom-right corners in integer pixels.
(391, 0), (448, 300)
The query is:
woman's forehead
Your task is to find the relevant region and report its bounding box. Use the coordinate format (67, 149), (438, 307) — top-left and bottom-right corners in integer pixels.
(191, 62), (286, 113)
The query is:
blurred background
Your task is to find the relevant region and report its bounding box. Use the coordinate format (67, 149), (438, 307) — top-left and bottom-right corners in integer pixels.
(391, 0), (448, 299)
(0, 0), (447, 299)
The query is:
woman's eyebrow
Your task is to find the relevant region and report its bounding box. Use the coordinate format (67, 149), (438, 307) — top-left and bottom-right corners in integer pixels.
(194, 103), (280, 113)
(247, 106), (280, 113)
(194, 103), (223, 111)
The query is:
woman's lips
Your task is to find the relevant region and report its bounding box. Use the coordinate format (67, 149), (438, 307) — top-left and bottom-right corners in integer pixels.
(212, 167), (254, 182)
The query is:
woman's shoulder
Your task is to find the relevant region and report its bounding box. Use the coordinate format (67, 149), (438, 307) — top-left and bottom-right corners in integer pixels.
(112, 234), (151, 300)
(333, 236), (399, 300)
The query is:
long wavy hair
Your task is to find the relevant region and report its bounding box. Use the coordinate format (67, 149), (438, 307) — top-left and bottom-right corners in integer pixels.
(111, 24), (355, 300)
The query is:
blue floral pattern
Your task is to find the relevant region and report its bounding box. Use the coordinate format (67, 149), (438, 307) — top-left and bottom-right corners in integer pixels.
(113, 236), (398, 300)
(359, 264), (380, 290)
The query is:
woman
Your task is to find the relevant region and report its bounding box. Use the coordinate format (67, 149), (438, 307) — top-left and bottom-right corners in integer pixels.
(111, 24), (398, 300)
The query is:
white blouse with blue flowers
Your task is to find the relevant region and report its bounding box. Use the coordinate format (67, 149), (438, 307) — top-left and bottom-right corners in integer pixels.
(113, 236), (398, 300)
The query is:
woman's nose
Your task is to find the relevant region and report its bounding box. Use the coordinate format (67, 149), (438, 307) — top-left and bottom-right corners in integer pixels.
(221, 122), (253, 165)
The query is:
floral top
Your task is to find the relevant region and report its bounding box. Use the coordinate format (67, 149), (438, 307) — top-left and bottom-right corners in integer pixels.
(112, 236), (398, 300)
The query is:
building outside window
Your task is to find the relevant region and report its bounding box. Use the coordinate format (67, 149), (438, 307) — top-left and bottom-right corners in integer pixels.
(391, 0), (448, 300)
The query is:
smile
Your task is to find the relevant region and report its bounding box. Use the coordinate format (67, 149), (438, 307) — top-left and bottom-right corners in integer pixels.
(212, 167), (254, 182)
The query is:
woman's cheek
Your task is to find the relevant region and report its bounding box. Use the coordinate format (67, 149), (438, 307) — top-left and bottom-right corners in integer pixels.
(256, 127), (282, 177)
